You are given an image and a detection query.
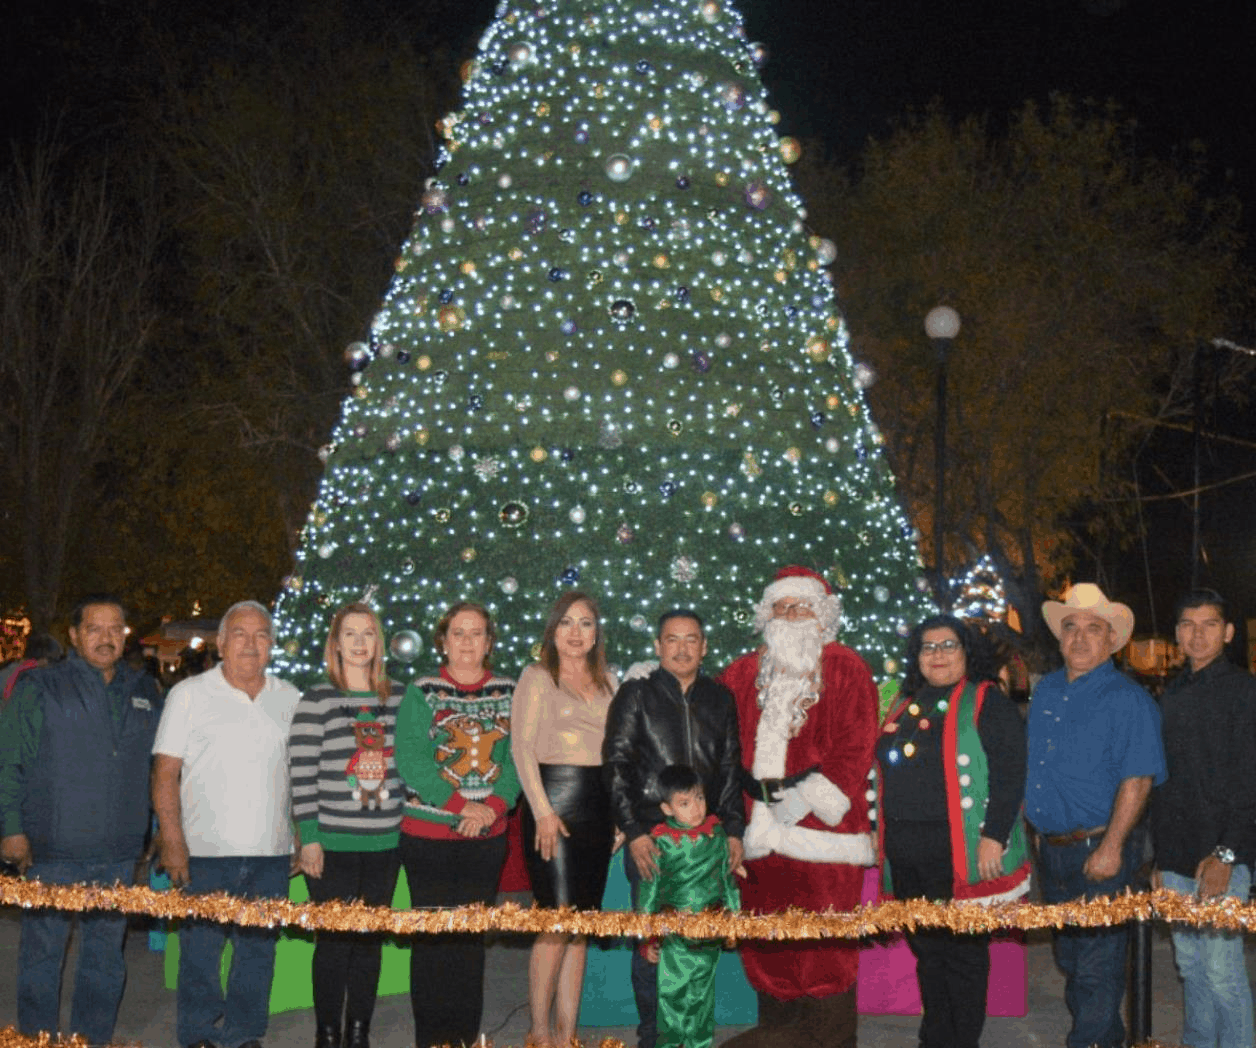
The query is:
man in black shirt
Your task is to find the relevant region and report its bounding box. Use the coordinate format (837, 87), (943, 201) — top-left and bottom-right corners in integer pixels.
(603, 608), (744, 1048)
(1151, 588), (1256, 1048)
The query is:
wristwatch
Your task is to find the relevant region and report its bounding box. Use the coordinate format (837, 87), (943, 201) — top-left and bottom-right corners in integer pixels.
(1212, 845), (1236, 865)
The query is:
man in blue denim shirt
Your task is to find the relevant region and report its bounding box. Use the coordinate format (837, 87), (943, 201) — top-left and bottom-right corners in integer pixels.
(0, 595), (162, 1045)
(1026, 583), (1166, 1048)
(1151, 589), (1256, 1048)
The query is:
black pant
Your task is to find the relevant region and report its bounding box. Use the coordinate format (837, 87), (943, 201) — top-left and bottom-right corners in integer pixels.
(884, 819), (990, 1048)
(399, 833), (506, 1048)
(304, 848), (402, 1028)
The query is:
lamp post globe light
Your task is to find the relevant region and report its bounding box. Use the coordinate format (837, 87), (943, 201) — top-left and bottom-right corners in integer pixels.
(925, 305), (960, 610)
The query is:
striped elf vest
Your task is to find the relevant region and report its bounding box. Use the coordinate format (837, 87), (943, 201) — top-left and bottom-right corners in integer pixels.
(879, 679), (1031, 904)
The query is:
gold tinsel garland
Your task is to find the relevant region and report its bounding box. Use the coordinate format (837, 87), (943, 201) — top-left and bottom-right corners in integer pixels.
(0, 1027), (1194, 1048)
(2, 874), (1253, 937)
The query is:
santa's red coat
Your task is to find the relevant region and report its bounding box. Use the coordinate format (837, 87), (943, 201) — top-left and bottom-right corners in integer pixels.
(718, 642), (879, 1000)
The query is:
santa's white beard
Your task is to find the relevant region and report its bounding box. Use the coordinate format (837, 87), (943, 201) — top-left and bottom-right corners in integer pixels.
(762, 616), (823, 678)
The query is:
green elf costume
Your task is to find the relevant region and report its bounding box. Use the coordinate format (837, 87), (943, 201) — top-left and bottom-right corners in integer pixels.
(638, 813), (742, 1048)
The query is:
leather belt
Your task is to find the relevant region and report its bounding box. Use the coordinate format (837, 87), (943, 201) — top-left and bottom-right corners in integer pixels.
(1041, 825), (1107, 847)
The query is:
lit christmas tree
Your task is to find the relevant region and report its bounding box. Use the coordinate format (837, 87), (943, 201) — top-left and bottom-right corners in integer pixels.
(272, 0), (933, 685)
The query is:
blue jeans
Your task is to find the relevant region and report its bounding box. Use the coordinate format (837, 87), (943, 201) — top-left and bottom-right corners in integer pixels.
(18, 859), (134, 1045)
(1162, 865), (1255, 1048)
(177, 855), (289, 1048)
(625, 854), (659, 1048)
(1037, 833), (1139, 1048)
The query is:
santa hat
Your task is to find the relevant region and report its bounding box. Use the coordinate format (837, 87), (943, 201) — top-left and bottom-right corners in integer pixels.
(760, 565), (832, 607)
(753, 566), (842, 642)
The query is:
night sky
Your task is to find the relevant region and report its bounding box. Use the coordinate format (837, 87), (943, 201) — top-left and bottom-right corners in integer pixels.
(5, 0), (1254, 636)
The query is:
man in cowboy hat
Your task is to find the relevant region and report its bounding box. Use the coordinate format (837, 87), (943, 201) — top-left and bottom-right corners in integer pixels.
(1026, 582), (1166, 1048)
(718, 566), (879, 1048)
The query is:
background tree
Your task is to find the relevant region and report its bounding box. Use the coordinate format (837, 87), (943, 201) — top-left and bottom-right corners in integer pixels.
(0, 136), (160, 630)
(796, 98), (1251, 659)
(271, 0), (934, 684)
(131, 0), (459, 545)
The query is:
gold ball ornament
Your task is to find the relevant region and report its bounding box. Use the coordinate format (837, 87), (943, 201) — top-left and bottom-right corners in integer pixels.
(437, 305), (465, 332)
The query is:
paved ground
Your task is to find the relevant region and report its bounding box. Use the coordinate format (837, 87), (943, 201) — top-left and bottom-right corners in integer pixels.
(2, 893), (1231, 1048)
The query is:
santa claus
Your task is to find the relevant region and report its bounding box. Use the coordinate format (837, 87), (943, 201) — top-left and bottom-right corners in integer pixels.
(719, 566), (879, 1048)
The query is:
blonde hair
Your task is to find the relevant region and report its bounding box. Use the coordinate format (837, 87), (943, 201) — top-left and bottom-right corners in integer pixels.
(324, 602), (390, 702)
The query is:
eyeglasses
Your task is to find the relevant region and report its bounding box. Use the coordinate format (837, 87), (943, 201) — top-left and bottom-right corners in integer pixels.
(921, 640), (960, 655)
(772, 600), (816, 618)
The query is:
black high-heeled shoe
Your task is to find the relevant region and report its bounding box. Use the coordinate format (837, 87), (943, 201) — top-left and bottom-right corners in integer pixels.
(313, 1022), (340, 1048)
(343, 1018), (370, 1048)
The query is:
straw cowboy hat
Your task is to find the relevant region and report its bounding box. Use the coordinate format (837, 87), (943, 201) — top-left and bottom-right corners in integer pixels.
(1042, 583), (1135, 653)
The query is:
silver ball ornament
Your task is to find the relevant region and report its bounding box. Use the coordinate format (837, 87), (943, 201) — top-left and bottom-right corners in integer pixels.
(389, 631), (421, 663)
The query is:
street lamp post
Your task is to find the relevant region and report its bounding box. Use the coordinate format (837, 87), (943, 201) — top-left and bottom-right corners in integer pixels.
(925, 305), (961, 611)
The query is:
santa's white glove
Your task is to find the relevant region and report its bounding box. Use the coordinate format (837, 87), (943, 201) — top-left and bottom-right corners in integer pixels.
(623, 660), (658, 682)
(799, 772), (850, 826)
(769, 786), (812, 829)
(743, 803), (783, 860)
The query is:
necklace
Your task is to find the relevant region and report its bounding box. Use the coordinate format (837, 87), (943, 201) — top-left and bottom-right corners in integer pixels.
(882, 682), (961, 765)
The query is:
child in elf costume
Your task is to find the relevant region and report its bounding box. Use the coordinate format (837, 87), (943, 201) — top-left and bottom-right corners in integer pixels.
(637, 765), (743, 1048)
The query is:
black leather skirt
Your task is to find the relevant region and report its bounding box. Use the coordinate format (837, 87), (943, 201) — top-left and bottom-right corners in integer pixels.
(520, 763), (614, 911)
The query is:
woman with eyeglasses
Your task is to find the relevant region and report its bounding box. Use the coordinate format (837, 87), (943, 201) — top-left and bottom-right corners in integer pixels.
(874, 613), (1029, 1048)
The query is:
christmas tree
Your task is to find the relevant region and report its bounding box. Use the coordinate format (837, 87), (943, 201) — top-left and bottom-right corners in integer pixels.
(272, 0), (933, 685)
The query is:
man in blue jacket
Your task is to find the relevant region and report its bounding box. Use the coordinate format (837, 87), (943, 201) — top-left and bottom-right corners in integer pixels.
(0, 594), (162, 1045)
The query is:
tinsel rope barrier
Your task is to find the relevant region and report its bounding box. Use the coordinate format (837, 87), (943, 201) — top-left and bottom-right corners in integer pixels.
(3, 874), (1255, 936)
(0, 1029), (1194, 1048)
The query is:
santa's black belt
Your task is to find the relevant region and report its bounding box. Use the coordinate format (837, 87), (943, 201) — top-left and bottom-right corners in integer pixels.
(757, 763), (821, 804)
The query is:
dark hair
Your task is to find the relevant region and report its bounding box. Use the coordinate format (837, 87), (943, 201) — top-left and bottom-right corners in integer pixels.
(1175, 588), (1229, 624)
(658, 764), (703, 800)
(540, 591), (611, 690)
(433, 601), (496, 671)
(901, 614), (999, 697)
(656, 608), (705, 639)
(23, 632), (63, 662)
(70, 594), (127, 628)
(325, 601), (392, 702)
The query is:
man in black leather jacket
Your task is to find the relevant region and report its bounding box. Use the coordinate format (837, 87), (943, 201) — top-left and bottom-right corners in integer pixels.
(602, 608), (744, 1048)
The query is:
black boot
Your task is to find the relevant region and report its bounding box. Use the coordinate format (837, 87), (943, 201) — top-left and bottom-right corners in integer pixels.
(720, 994), (806, 1048)
(344, 1019), (370, 1048)
(313, 1023), (340, 1048)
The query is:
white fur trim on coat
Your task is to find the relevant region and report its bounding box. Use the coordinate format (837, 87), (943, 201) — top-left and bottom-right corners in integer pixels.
(744, 799), (875, 866)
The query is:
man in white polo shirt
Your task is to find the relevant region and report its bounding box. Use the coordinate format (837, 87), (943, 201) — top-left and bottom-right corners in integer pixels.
(152, 600), (301, 1048)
